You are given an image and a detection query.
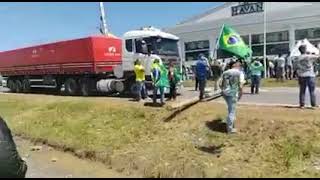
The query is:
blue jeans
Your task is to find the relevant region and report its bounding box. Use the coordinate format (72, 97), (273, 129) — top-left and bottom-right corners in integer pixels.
(136, 81), (147, 101)
(153, 86), (165, 104)
(223, 95), (237, 132)
(298, 76), (317, 107)
(251, 75), (261, 94)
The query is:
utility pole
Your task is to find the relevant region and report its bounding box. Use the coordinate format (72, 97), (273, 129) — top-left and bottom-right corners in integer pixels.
(99, 2), (108, 36)
(263, 2), (267, 78)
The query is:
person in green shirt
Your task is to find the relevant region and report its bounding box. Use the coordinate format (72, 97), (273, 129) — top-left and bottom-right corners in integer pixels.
(249, 59), (264, 94)
(151, 59), (164, 105)
(167, 61), (181, 101)
(134, 59), (147, 101)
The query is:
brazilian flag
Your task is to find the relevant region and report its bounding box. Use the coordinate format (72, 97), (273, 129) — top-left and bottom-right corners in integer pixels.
(218, 24), (252, 59)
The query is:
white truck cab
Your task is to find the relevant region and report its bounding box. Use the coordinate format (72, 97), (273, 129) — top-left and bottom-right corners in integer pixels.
(114, 27), (180, 78)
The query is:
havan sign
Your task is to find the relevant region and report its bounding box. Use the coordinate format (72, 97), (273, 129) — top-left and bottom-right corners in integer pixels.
(231, 2), (264, 16)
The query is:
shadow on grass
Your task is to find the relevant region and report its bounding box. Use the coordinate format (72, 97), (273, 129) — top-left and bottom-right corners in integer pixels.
(144, 102), (164, 108)
(205, 118), (227, 133)
(196, 144), (225, 155)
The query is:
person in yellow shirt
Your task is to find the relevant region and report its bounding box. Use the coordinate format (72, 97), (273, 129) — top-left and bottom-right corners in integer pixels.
(134, 59), (147, 101)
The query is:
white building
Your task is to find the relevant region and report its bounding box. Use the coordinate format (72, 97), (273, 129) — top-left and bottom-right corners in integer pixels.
(166, 2), (320, 66)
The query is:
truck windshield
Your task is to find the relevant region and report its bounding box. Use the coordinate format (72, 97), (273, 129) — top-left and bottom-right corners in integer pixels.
(153, 38), (179, 56)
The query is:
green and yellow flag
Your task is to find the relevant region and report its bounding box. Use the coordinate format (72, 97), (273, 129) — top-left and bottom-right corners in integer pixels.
(218, 24), (252, 59)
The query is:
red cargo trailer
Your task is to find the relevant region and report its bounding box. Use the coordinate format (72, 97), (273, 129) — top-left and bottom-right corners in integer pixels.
(0, 36), (123, 96)
(0, 36), (122, 75)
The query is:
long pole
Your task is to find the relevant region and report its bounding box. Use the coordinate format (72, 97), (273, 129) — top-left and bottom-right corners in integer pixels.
(212, 24), (225, 59)
(99, 2), (108, 35)
(263, 2), (267, 78)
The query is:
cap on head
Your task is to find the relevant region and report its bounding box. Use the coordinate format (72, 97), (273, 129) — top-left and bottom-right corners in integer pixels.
(134, 59), (141, 65)
(154, 59), (160, 64)
(198, 53), (205, 59)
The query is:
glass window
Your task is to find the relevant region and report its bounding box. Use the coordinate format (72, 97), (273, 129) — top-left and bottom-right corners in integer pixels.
(266, 43), (289, 55)
(135, 39), (143, 53)
(266, 31), (289, 43)
(252, 43), (289, 57)
(252, 34), (264, 44)
(295, 27), (320, 40)
(252, 45), (264, 56)
(154, 38), (179, 56)
(185, 40), (209, 51)
(295, 29), (310, 40)
(125, 39), (133, 52)
(240, 35), (249, 45)
(185, 50), (209, 62)
(217, 49), (235, 59)
(134, 38), (153, 54)
(314, 28), (320, 38)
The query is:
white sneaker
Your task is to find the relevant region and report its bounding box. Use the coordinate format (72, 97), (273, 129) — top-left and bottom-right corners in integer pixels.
(227, 128), (237, 134)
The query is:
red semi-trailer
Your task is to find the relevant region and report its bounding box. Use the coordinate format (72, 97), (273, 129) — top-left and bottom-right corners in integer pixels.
(0, 36), (124, 96)
(0, 27), (182, 96)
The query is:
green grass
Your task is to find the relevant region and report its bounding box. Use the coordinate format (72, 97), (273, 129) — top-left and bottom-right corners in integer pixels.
(1, 93), (320, 177)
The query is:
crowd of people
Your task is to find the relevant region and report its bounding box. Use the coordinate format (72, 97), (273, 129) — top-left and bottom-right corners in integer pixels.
(132, 44), (320, 134)
(133, 59), (180, 106)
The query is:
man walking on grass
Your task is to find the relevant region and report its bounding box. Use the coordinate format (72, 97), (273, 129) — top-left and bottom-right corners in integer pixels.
(195, 54), (210, 100)
(293, 45), (319, 109)
(220, 60), (245, 134)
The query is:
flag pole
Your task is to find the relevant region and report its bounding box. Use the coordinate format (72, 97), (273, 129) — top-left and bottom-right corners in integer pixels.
(263, 2), (267, 78)
(212, 24), (225, 60)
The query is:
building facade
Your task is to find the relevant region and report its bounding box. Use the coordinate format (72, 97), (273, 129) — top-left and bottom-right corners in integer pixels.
(166, 2), (320, 66)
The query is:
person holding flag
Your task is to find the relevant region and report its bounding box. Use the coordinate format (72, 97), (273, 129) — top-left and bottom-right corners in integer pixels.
(215, 24), (251, 134)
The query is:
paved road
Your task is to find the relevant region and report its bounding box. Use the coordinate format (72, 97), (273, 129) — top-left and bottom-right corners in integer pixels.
(15, 137), (132, 178)
(235, 87), (320, 106)
(2, 85), (318, 106)
(183, 86), (320, 106)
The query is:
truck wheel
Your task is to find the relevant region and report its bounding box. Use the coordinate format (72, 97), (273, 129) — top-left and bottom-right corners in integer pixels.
(64, 78), (79, 96)
(15, 80), (23, 93)
(130, 83), (139, 97)
(22, 79), (31, 93)
(79, 78), (90, 96)
(7, 79), (16, 93)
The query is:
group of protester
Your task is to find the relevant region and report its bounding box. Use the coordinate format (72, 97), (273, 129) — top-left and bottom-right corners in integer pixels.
(268, 53), (294, 81)
(133, 43), (320, 135)
(192, 44), (320, 134)
(133, 59), (180, 106)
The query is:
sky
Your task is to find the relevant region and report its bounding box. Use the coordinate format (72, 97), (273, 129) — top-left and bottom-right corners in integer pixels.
(0, 2), (223, 51)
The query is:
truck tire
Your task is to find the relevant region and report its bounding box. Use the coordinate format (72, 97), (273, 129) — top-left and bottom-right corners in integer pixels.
(79, 78), (90, 96)
(15, 80), (23, 93)
(22, 79), (31, 93)
(130, 82), (139, 97)
(7, 79), (16, 93)
(64, 78), (79, 96)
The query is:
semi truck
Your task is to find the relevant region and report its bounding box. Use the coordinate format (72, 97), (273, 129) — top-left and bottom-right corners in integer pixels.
(0, 27), (182, 96)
